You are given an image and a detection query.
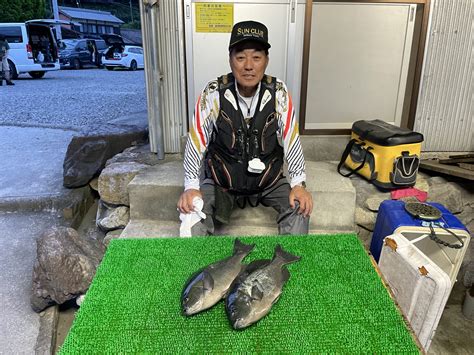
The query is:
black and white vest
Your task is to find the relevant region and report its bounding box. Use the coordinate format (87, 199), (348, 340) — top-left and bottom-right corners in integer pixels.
(205, 73), (283, 195)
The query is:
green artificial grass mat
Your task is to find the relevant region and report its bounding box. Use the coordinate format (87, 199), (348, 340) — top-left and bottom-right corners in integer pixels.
(60, 234), (419, 354)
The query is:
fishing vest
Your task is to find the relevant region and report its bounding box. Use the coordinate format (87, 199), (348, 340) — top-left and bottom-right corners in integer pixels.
(206, 73), (284, 195)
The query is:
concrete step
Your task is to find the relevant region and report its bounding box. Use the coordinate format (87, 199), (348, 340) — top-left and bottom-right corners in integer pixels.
(120, 219), (352, 239)
(127, 160), (356, 232)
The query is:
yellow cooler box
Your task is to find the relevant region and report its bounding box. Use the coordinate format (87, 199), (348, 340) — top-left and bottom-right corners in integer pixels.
(338, 119), (424, 189)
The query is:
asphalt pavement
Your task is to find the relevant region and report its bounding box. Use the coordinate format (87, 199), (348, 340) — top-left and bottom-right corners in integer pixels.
(0, 68), (146, 128)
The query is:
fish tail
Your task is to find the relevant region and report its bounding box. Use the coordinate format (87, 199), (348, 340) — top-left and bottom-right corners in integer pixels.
(233, 238), (255, 256)
(273, 244), (301, 266)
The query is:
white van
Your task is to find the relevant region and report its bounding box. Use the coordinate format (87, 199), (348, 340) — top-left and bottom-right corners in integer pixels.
(0, 20), (62, 79)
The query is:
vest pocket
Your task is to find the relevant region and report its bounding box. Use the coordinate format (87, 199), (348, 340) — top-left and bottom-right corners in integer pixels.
(208, 153), (233, 189)
(261, 113), (278, 153)
(217, 110), (236, 149)
(258, 157), (282, 188)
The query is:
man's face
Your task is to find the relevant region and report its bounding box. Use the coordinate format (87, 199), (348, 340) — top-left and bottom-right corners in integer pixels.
(229, 48), (269, 95)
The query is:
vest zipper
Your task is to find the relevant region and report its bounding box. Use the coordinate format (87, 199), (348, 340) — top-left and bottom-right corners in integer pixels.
(258, 157), (278, 187)
(220, 110), (236, 149)
(208, 158), (223, 187)
(261, 113), (277, 153)
(267, 169), (282, 189)
(214, 153), (233, 188)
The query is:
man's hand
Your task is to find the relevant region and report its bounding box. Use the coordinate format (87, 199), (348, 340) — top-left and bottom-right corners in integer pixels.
(177, 189), (203, 214)
(289, 186), (313, 217)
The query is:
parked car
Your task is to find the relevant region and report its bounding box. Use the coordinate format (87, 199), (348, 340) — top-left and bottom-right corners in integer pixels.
(101, 35), (144, 71)
(59, 38), (106, 69)
(102, 45), (144, 71)
(0, 20), (61, 79)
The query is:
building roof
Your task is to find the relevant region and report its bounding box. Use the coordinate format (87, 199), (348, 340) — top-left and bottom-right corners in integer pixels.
(59, 6), (124, 24)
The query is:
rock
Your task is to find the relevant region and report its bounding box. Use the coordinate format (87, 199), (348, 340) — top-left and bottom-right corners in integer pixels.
(355, 207), (377, 231)
(103, 230), (123, 247)
(31, 227), (105, 313)
(76, 294), (86, 307)
(356, 225), (372, 251)
(98, 162), (148, 205)
(35, 305), (59, 355)
(456, 205), (474, 228)
(399, 196), (420, 204)
(96, 203), (130, 232)
(415, 176), (430, 193)
(427, 182), (464, 214)
(63, 123), (148, 188)
(105, 144), (162, 167)
(89, 177), (99, 191)
(364, 196), (386, 212)
(428, 176), (449, 186)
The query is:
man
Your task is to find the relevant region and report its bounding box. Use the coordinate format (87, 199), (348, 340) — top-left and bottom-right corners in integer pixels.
(177, 20), (312, 236)
(0, 35), (14, 86)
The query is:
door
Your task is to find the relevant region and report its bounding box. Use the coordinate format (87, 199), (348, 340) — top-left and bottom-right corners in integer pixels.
(184, 0), (306, 124)
(137, 47), (144, 67)
(302, 2), (417, 132)
(76, 41), (90, 64)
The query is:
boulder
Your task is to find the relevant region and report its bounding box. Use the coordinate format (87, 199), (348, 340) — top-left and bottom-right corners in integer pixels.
(427, 182), (464, 214)
(31, 227), (105, 312)
(103, 230), (123, 247)
(355, 207), (377, 231)
(98, 162), (148, 205)
(456, 205), (474, 228)
(356, 225), (372, 251)
(105, 144), (162, 167)
(364, 196), (386, 212)
(89, 177), (99, 191)
(63, 123), (148, 188)
(414, 176), (430, 193)
(96, 202), (130, 232)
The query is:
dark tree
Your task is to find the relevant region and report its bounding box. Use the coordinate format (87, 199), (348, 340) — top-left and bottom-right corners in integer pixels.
(0, 0), (46, 22)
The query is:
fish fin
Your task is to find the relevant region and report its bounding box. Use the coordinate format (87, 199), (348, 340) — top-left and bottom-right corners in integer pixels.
(245, 259), (271, 274)
(273, 244), (301, 266)
(251, 284), (264, 301)
(202, 271), (214, 291)
(233, 238), (255, 257)
(282, 266), (290, 283)
(271, 294), (281, 305)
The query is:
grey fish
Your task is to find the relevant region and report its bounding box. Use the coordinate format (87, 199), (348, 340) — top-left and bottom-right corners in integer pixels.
(225, 244), (301, 329)
(181, 239), (255, 316)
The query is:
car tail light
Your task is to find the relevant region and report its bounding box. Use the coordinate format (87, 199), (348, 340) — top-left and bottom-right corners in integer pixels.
(27, 43), (33, 59)
(121, 53), (128, 57)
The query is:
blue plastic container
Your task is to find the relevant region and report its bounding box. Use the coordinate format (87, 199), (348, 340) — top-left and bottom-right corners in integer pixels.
(370, 200), (467, 262)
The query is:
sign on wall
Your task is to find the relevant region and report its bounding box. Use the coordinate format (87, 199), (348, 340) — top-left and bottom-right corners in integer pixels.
(195, 3), (234, 33)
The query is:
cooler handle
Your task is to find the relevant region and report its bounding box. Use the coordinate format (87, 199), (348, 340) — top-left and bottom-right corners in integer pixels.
(337, 139), (372, 178)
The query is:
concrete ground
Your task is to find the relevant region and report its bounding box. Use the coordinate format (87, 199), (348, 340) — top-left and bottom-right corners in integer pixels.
(0, 125), (77, 353)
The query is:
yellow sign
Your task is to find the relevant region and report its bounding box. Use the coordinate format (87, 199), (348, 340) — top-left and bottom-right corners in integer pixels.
(195, 3), (233, 33)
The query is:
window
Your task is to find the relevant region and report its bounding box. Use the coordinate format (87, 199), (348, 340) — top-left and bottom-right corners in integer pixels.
(95, 40), (107, 50)
(137, 48), (143, 54)
(0, 26), (23, 43)
(77, 41), (87, 51)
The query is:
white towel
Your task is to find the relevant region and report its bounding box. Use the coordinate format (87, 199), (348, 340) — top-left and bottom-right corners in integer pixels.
(179, 197), (206, 237)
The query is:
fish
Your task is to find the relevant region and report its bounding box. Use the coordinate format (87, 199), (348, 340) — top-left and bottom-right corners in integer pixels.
(181, 238), (255, 316)
(225, 244), (301, 329)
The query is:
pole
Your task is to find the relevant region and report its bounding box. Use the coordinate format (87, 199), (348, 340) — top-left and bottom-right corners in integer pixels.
(52, 0), (62, 40)
(130, 0), (134, 23)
